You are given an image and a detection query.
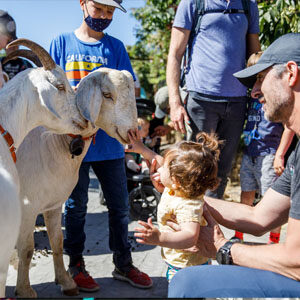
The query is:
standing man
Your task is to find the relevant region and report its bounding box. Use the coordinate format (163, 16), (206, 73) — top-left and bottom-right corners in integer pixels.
(49, 0), (152, 292)
(167, 0), (261, 198)
(168, 33), (300, 298)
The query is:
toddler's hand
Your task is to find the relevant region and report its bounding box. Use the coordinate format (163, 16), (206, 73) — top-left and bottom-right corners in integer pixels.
(126, 129), (145, 154)
(134, 217), (161, 245)
(150, 159), (164, 193)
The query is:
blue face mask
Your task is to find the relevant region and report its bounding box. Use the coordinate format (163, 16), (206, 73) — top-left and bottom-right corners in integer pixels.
(84, 15), (112, 32)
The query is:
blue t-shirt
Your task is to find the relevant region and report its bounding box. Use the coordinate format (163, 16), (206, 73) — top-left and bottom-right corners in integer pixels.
(243, 98), (283, 157)
(173, 0), (259, 98)
(49, 32), (135, 162)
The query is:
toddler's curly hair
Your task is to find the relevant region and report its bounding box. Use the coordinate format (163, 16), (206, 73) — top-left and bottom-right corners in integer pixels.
(164, 132), (221, 199)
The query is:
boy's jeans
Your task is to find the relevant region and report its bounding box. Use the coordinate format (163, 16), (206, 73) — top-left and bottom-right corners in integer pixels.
(64, 158), (132, 270)
(186, 94), (247, 199)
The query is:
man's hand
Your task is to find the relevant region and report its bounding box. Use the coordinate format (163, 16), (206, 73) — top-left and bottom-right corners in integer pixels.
(169, 103), (190, 134)
(197, 205), (228, 258)
(134, 217), (161, 245)
(150, 158), (164, 193)
(166, 205), (228, 258)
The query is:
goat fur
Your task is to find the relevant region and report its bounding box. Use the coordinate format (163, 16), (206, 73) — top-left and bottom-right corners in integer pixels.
(14, 68), (137, 297)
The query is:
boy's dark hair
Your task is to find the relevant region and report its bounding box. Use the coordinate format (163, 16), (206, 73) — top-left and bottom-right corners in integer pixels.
(164, 132), (220, 199)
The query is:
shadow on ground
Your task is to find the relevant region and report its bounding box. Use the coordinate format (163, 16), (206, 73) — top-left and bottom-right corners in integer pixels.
(34, 212), (155, 256)
(6, 276), (168, 298)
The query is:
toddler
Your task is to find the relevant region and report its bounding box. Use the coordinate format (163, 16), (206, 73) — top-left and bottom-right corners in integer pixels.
(127, 130), (220, 281)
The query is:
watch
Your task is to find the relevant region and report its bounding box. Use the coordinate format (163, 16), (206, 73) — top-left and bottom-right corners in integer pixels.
(216, 241), (234, 265)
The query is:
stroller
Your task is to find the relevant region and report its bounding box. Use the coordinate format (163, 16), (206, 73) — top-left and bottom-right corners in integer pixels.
(126, 98), (162, 221)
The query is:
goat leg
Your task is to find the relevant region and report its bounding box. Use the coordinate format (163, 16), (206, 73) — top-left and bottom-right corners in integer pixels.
(15, 216), (37, 298)
(44, 207), (79, 296)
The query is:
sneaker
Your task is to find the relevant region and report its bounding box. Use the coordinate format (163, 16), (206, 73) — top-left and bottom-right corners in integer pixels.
(229, 236), (243, 243)
(68, 259), (100, 292)
(112, 264), (153, 289)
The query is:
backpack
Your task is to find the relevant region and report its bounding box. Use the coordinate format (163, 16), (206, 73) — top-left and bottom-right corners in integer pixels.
(180, 0), (250, 88)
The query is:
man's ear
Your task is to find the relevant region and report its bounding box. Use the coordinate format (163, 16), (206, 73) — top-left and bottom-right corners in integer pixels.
(286, 61), (299, 87)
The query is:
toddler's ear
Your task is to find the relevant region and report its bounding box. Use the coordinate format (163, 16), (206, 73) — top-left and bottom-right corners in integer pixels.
(171, 183), (177, 190)
(171, 177), (180, 190)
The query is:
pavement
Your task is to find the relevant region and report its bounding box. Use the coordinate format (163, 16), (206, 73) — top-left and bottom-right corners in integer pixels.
(5, 171), (287, 298)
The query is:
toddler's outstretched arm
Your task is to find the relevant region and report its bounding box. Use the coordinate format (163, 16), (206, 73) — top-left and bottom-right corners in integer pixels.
(126, 129), (163, 166)
(134, 217), (200, 249)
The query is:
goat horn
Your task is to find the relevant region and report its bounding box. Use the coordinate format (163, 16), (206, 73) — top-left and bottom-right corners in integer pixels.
(2, 49), (42, 67)
(6, 38), (56, 70)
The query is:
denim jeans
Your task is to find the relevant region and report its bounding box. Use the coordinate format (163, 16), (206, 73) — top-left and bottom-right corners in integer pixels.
(64, 158), (132, 270)
(186, 94), (247, 198)
(168, 265), (300, 298)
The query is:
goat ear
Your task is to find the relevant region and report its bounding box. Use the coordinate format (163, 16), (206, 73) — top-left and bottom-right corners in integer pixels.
(122, 70), (134, 85)
(38, 88), (61, 119)
(75, 75), (103, 127)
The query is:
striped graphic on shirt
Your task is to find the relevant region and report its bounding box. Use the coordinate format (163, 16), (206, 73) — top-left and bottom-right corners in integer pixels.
(65, 61), (103, 84)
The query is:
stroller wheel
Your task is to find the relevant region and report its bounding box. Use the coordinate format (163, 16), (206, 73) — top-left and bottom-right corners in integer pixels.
(129, 185), (161, 222)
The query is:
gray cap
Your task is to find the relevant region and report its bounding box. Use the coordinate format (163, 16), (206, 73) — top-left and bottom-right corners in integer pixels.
(234, 33), (300, 88)
(154, 86), (188, 119)
(92, 0), (126, 12)
(0, 10), (16, 40)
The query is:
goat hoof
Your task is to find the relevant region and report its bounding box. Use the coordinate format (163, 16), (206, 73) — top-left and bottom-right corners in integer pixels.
(62, 287), (79, 296)
(15, 287), (37, 298)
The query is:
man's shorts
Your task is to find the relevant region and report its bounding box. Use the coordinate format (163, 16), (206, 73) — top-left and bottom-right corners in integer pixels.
(240, 154), (277, 195)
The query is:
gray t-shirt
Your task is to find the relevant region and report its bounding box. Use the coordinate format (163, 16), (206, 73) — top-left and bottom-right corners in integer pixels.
(173, 0), (259, 97)
(272, 142), (300, 219)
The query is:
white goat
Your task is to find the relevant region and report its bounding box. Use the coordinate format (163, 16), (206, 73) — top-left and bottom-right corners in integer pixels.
(13, 67), (137, 297)
(0, 38), (91, 298)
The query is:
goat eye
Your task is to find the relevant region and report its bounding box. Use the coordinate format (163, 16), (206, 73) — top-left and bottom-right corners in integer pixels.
(103, 92), (113, 100)
(57, 84), (65, 91)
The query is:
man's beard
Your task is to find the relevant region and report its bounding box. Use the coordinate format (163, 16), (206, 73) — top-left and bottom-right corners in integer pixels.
(264, 91), (294, 123)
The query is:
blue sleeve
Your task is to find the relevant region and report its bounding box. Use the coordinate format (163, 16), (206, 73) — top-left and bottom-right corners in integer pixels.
(49, 37), (61, 66)
(114, 42), (136, 81)
(248, 0), (260, 34)
(173, 0), (195, 30)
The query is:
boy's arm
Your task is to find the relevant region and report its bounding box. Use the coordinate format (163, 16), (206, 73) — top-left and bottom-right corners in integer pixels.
(274, 126), (295, 176)
(134, 218), (200, 249)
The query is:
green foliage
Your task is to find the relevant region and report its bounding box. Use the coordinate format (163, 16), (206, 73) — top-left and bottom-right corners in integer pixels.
(128, 0), (300, 98)
(258, 0), (300, 47)
(127, 0), (180, 98)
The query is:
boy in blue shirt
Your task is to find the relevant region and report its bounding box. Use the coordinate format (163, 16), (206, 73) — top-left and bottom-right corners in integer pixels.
(49, 0), (152, 292)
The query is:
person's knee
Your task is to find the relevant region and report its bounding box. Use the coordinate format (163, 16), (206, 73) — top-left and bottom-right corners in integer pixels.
(168, 268), (192, 297)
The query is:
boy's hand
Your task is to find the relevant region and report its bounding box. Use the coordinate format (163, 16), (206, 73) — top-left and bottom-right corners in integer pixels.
(126, 129), (146, 154)
(134, 217), (161, 245)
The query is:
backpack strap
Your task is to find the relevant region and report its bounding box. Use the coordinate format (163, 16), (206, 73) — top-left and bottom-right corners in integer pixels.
(241, 0), (250, 25)
(180, 0), (204, 87)
(193, 0), (205, 37)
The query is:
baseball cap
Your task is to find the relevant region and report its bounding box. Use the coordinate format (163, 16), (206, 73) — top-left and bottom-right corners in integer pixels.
(234, 33), (300, 88)
(93, 0), (126, 12)
(0, 10), (17, 40)
(154, 86), (188, 119)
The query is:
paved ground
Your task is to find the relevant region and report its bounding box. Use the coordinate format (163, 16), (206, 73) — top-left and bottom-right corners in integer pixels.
(5, 171), (287, 298)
